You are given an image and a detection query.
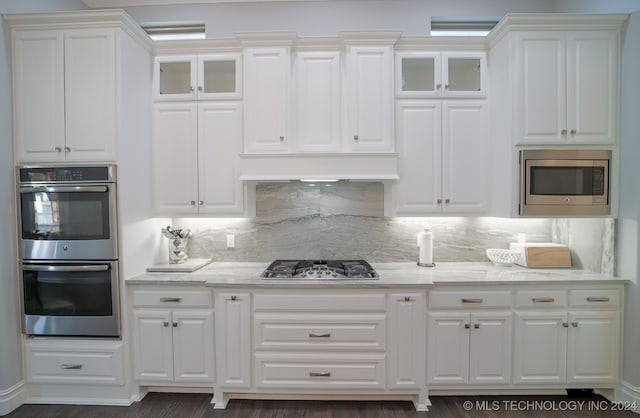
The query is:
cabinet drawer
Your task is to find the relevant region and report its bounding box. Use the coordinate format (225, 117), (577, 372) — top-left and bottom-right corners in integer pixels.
(254, 293), (386, 312)
(569, 289), (620, 308)
(254, 313), (386, 351)
(428, 290), (512, 309)
(132, 289), (212, 308)
(515, 290), (567, 308)
(26, 341), (124, 386)
(255, 353), (385, 390)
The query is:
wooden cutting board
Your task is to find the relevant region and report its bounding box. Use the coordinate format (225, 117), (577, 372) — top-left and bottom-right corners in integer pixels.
(509, 243), (572, 268)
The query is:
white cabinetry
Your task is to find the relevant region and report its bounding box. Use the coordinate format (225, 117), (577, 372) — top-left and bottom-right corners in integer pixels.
(396, 51), (487, 98)
(243, 47), (290, 153)
(514, 30), (618, 145)
(12, 28), (116, 162)
(131, 288), (215, 385)
(154, 54), (241, 101)
(427, 290), (512, 386)
(294, 50), (342, 152)
(513, 288), (621, 385)
(393, 100), (488, 215)
(215, 292), (251, 389)
(345, 44), (395, 152)
(153, 101), (245, 215)
(387, 293), (425, 389)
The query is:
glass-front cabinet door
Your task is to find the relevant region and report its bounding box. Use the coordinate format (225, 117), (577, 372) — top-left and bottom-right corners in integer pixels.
(396, 51), (486, 98)
(154, 53), (241, 100)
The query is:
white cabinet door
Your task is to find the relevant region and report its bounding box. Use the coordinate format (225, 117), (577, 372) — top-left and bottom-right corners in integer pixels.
(154, 55), (197, 101)
(426, 312), (469, 385)
(244, 47), (289, 153)
(393, 101), (442, 215)
(346, 45), (394, 152)
(442, 101), (488, 213)
(387, 293), (425, 389)
(197, 54), (242, 100)
(514, 32), (566, 145)
(198, 102), (245, 214)
(567, 311), (620, 383)
(133, 310), (174, 382)
(469, 312), (512, 385)
(513, 312), (568, 384)
(566, 31), (618, 144)
(153, 103), (199, 213)
(442, 52), (487, 98)
(172, 310), (215, 383)
(64, 29), (116, 161)
(12, 30), (65, 162)
(295, 51), (342, 152)
(216, 292), (251, 388)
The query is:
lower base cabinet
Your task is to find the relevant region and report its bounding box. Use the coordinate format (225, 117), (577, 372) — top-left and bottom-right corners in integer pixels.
(131, 287), (215, 385)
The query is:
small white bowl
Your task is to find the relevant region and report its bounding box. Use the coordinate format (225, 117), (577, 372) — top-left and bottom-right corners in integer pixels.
(486, 249), (520, 266)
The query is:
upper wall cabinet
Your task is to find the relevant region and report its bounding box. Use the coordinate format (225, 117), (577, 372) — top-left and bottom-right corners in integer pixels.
(345, 39), (397, 153)
(513, 30), (618, 145)
(243, 46), (291, 153)
(396, 52), (487, 98)
(154, 54), (242, 101)
(12, 28), (116, 162)
(8, 10), (152, 163)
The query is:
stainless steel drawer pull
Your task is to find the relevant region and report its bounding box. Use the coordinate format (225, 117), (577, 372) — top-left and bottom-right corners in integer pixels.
(587, 297), (610, 302)
(60, 364), (83, 370)
(309, 371), (331, 377)
(532, 297), (555, 303)
(309, 332), (331, 338)
(160, 297), (181, 303)
(461, 298), (483, 304)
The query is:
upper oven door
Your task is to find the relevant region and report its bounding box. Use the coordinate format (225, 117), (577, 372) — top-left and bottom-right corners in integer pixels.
(18, 184), (118, 260)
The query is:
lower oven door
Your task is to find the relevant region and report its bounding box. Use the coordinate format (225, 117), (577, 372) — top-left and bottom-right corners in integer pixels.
(20, 261), (120, 337)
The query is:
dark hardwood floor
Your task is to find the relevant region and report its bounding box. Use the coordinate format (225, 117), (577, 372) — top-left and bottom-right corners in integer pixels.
(6, 393), (638, 418)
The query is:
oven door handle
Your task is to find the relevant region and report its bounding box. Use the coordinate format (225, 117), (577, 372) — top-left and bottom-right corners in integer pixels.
(19, 186), (109, 193)
(21, 264), (110, 272)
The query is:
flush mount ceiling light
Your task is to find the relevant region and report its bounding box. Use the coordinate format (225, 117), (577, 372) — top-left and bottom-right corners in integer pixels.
(142, 22), (205, 41)
(299, 179), (341, 183)
(430, 17), (499, 37)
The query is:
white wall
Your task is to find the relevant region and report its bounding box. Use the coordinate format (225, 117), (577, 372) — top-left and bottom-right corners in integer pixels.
(618, 10), (640, 399)
(0, 1), (87, 414)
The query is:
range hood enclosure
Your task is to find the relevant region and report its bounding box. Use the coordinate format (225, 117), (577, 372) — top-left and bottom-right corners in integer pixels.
(239, 153), (399, 181)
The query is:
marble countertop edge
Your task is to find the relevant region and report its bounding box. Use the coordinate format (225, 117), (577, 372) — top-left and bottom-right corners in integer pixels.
(126, 261), (629, 287)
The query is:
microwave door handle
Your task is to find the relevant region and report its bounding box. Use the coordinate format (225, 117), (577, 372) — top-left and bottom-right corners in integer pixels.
(21, 264), (110, 272)
(19, 186), (109, 193)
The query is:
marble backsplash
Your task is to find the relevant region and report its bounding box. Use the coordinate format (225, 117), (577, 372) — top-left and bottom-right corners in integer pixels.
(171, 182), (615, 274)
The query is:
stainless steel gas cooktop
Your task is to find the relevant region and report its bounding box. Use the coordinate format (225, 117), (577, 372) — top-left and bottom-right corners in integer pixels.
(261, 259), (379, 280)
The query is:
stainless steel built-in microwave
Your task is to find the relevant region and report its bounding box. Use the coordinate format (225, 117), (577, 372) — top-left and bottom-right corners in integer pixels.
(520, 149), (610, 216)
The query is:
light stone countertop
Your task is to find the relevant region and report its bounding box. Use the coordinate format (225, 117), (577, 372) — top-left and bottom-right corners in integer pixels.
(126, 261), (629, 288)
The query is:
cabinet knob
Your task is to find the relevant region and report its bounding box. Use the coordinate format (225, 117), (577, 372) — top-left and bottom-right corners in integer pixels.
(562, 322), (569, 328)
(561, 129), (568, 135)
(402, 296), (413, 302)
(64, 146), (70, 152)
(570, 129), (577, 135)
(436, 83), (442, 90)
(353, 135), (359, 141)
(437, 199), (443, 204)
(474, 323), (480, 329)
(163, 321), (169, 327)
(445, 199), (450, 204)
(445, 84), (450, 89)
(189, 86), (194, 92)
(226, 295), (238, 301)
(279, 136), (285, 142)
(190, 200), (196, 205)
(464, 323), (470, 329)
(172, 322), (178, 327)
(199, 200), (204, 205)
(54, 146), (62, 152)
(197, 86), (203, 92)
(571, 322), (578, 327)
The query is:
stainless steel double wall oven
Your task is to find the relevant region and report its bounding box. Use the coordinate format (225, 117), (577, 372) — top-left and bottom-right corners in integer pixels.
(17, 165), (120, 337)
